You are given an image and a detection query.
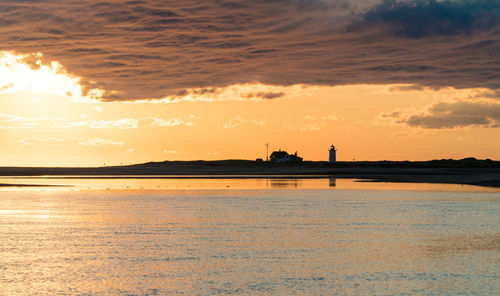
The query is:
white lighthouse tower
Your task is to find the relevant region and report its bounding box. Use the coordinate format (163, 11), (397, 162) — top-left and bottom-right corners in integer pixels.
(329, 145), (337, 163)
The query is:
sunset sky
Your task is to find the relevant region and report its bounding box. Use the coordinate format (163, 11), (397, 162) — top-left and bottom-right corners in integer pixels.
(1, 0), (499, 166)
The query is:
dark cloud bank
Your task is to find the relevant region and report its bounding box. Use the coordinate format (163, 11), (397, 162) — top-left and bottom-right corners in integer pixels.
(0, 0), (499, 101)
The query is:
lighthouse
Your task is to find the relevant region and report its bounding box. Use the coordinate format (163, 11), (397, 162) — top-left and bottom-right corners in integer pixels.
(329, 145), (337, 163)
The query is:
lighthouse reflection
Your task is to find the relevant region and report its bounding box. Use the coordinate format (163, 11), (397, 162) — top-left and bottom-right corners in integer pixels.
(329, 177), (337, 188)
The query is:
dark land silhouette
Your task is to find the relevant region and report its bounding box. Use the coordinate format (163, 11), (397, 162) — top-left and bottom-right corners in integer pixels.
(0, 157), (499, 188)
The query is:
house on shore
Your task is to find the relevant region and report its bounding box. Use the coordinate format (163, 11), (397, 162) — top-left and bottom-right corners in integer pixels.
(270, 150), (303, 162)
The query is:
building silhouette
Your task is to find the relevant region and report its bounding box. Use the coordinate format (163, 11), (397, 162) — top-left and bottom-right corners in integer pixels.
(270, 150), (303, 162)
(329, 145), (337, 163)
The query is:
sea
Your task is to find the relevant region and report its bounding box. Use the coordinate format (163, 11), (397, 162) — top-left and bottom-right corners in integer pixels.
(0, 176), (498, 295)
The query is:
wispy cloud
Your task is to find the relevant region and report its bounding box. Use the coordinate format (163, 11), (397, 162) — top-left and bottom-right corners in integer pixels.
(304, 114), (344, 121)
(219, 116), (246, 129)
(149, 118), (184, 127)
(284, 113), (344, 131)
(219, 116), (267, 128)
(284, 123), (321, 131)
(62, 118), (140, 129)
(79, 138), (125, 146)
(252, 119), (266, 126)
(0, 113), (64, 129)
(20, 137), (124, 147)
(154, 84), (301, 104)
(0, 114), (186, 129)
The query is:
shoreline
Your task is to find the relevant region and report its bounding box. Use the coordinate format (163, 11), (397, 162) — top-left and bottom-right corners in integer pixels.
(0, 183), (67, 187)
(0, 159), (499, 188)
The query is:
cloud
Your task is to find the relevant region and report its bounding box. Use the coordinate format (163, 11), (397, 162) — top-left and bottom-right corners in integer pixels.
(284, 113), (344, 131)
(154, 84), (297, 104)
(59, 117), (185, 129)
(0, 0), (497, 101)
(304, 114), (344, 121)
(0, 51), (103, 101)
(389, 84), (426, 92)
(252, 119), (266, 126)
(63, 118), (140, 129)
(0, 114), (64, 129)
(284, 123), (321, 131)
(79, 138), (125, 146)
(149, 118), (184, 127)
(243, 91), (286, 100)
(359, 0), (500, 38)
(218, 116), (267, 128)
(20, 137), (124, 146)
(405, 101), (500, 128)
(470, 89), (500, 99)
(219, 116), (246, 129)
(325, 115), (344, 121)
(375, 100), (500, 129)
(0, 114), (186, 129)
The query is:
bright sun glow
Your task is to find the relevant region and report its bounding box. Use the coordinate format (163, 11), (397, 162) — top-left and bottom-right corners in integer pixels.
(0, 51), (103, 102)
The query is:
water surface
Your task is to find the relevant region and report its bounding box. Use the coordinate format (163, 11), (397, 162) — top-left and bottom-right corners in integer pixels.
(0, 178), (498, 295)
(1, 175), (498, 192)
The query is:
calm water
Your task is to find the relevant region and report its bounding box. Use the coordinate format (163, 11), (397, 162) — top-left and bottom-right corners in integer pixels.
(0, 178), (499, 295)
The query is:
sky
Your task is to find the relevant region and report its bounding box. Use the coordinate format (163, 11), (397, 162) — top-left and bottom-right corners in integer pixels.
(0, 0), (499, 166)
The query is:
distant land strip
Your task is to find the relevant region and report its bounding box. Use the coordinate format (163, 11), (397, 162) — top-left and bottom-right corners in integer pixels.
(0, 183), (66, 187)
(0, 158), (499, 188)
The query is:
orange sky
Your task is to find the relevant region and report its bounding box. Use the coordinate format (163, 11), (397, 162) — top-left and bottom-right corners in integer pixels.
(1, 51), (499, 166)
(0, 1), (499, 166)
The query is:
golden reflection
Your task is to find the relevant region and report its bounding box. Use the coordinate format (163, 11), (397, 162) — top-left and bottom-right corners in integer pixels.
(0, 187), (498, 295)
(269, 178), (302, 188)
(0, 176), (498, 193)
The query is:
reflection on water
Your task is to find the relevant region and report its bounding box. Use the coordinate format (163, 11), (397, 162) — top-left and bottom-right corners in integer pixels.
(329, 177), (336, 187)
(269, 178), (301, 188)
(0, 188), (498, 295)
(0, 175), (499, 192)
(0, 186), (499, 295)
